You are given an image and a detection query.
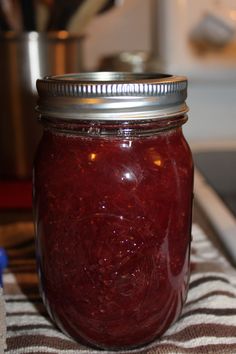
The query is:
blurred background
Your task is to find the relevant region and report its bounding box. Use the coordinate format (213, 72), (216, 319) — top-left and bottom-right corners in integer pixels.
(0, 0), (236, 211)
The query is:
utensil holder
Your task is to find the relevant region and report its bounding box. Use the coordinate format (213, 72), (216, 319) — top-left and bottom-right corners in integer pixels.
(0, 31), (84, 179)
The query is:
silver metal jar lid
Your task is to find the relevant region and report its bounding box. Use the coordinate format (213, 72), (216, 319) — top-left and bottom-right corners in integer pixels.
(36, 72), (188, 121)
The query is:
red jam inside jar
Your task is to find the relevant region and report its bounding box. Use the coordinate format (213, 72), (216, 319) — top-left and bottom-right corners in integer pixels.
(34, 73), (194, 350)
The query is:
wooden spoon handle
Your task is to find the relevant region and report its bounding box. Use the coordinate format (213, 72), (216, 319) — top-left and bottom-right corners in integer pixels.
(71, 0), (109, 35)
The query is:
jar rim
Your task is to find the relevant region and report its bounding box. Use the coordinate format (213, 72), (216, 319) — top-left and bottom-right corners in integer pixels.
(47, 72), (175, 82)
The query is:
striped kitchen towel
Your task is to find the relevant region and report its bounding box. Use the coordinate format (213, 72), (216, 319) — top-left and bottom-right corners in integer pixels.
(1, 222), (236, 354)
(0, 287), (6, 353)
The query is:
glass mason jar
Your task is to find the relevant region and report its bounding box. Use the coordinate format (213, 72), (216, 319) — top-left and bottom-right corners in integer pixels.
(34, 72), (193, 350)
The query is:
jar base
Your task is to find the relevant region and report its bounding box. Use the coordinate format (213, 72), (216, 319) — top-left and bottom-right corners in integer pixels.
(42, 296), (176, 351)
(56, 320), (165, 351)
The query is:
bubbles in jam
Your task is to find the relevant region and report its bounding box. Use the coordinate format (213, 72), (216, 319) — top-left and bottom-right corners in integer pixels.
(34, 123), (193, 349)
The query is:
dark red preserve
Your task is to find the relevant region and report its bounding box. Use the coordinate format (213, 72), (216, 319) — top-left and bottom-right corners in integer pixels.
(34, 73), (193, 350)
